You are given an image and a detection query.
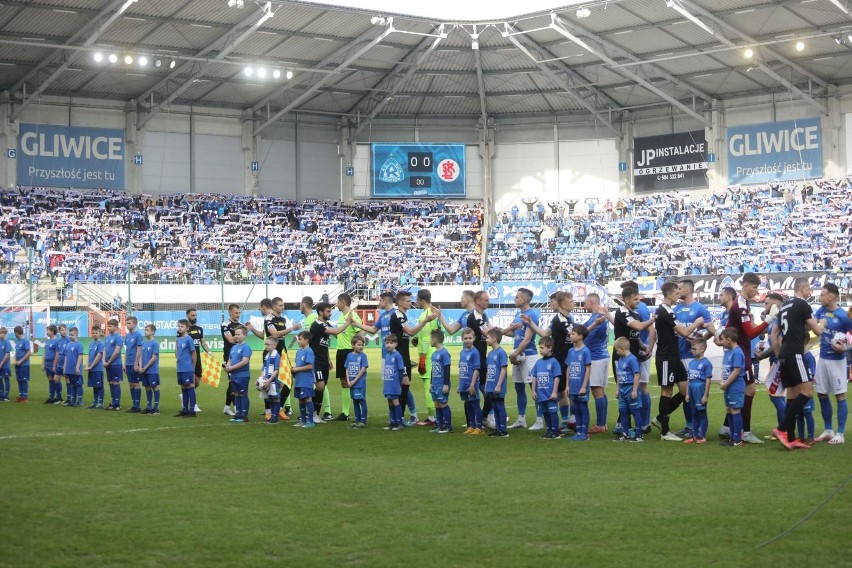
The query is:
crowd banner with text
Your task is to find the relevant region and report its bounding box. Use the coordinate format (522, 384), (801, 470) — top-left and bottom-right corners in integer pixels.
(17, 123), (126, 189)
(726, 118), (822, 185)
(633, 130), (708, 192)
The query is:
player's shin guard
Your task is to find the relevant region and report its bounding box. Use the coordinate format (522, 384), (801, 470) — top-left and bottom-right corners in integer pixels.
(312, 390), (324, 415)
(341, 392), (351, 417)
(322, 387), (331, 414)
(270, 397), (280, 419)
(305, 400), (315, 423)
(188, 387), (196, 412)
(595, 395), (608, 427)
(658, 396), (672, 434)
(818, 396), (834, 431)
(837, 399), (848, 434)
(145, 389), (153, 409)
(131, 386), (141, 409)
(153, 389), (160, 407)
(742, 394), (754, 432)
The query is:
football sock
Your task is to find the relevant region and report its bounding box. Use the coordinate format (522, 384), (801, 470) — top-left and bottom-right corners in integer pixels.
(463, 401), (472, 427)
(341, 393), (351, 416)
(270, 399), (280, 418)
(806, 412), (815, 439)
(313, 390), (324, 415)
(299, 402), (306, 423)
(771, 396), (787, 428)
(559, 403), (570, 422)
(481, 391), (491, 421)
(698, 409), (708, 439)
(146, 389), (153, 409)
(472, 400), (483, 429)
(406, 388), (415, 414)
(443, 405), (452, 431)
(95, 386), (104, 405)
(578, 400), (589, 436)
(543, 410), (552, 432)
(55, 381), (63, 400)
(284, 394), (292, 410)
(595, 396), (608, 427)
(396, 404), (404, 426)
(423, 378), (435, 415)
(153, 390), (160, 408)
(682, 398), (693, 428)
(742, 394), (754, 432)
(114, 384), (121, 407)
(242, 393), (249, 418)
(641, 392), (651, 427)
(131, 386), (141, 408)
(690, 404), (700, 437)
(783, 394), (810, 440)
(305, 400), (315, 423)
(225, 385), (234, 406)
(181, 389), (188, 412)
(360, 399), (368, 423)
(818, 396), (833, 431)
(515, 382), (527, 418)
(797, 414), (805, 440)
(2, 376), (9, 398)
(188, 387), (196, 411)
(17, 380), (27, 398)
(264, 398), (271, 411)
(670, 391), (684, 414)
(837, 399), (848, 434)
(322, 388), (331, 414)
(731, 413), (742, 443)
(658, 396), (671, 434)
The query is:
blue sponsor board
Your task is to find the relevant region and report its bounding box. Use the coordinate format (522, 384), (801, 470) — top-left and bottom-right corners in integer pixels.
(17, 123), (125, 189)
(726, 118), (822, 185)
(484, 281), (609, 306)
(372, 143), (466, 198)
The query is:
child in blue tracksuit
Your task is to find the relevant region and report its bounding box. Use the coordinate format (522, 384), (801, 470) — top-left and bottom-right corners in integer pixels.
(430, 329), (452, 433)
(613, 337), (643, 442)
(225, 325), (251, 423)
(685, 338), (713, 444)
(382, 335), (408, 431)
(292, 331), (316, 428)
(530, 337), (562, 439)
(13, 326), (31, 402)
(345, 335), (369, 428)
(0, 328), (10, 402)
(719, 328), (746, 447)
(484, 329), (509, 437)
(458, 328), (482, 435)
(565, 325), (592, 441)
(262, 336), (283, 424)
(64, 327), (84, 407)
(86, 325), (105, 409)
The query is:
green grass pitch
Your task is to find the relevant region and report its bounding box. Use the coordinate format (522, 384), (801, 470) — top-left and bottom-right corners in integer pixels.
(1, 348), (849, 567)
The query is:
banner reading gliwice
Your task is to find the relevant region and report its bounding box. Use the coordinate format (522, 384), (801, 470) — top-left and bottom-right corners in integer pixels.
(726, 118), (822, 185)
(17, 123), (125, 189)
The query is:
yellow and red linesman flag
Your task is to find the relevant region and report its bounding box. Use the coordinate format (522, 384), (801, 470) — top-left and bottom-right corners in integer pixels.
(280, 351), (293, 389)
(201, 352), (221, 388)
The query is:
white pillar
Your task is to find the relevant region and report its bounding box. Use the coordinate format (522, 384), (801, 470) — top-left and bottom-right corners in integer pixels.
(618, 110), (632, 197)
(0, 91), (18, 188)
(242, 110), (258, 196)
(339, 117), (355, 205)
(708, 99), (726, 192)
(822, 85), (842, 179)
(124, 100), (142, 194)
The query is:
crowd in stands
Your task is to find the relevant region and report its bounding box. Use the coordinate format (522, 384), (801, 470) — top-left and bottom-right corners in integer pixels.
(0, 188), (482, 290)
(488, 179), (852, 284)
(1, 178), (850, 292)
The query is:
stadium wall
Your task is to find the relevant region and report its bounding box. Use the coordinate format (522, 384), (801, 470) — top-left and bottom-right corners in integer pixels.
(3, 90), (852, 198)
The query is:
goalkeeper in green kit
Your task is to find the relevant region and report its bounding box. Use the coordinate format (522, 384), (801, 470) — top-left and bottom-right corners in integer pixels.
(414, 289), (439, 426)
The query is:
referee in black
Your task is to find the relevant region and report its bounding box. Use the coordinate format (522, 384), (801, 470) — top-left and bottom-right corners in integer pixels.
(771, 277), (824, 449)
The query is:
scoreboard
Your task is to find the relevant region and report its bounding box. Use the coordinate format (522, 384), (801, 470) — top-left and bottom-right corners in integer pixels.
(371, 143), (466, 198)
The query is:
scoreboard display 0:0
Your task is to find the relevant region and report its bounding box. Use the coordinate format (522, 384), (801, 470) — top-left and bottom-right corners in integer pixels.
(407, 152), (433, 172)
(371, 143), (466, 198)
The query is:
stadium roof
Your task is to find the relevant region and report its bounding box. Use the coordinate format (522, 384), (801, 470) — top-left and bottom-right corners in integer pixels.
(1, 0), (850, 132)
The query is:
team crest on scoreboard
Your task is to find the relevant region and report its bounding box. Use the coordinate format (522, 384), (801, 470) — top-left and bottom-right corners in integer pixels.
(379, 155), (404, 183)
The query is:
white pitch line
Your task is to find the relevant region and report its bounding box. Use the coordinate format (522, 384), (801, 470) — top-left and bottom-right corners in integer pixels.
(0, 423), (223, 441)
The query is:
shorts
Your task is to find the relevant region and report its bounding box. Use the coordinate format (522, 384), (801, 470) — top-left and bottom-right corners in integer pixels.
(779, 354), (811, 389)
(107, 364), (123, 382)
(44, 369), (55, 380)
(87, 370), (103, 388)
(688, 381), (707, 411)
(536, 400), (558, 415)
(484, 391), (504, 402)
(656, 358), (687, 387)
(570, 393), (589, 404)
(314, 366), (329, 384)
(639, 359), (651, 384)
(350, 387), (365, 400)
(267, 381), (281, 398)
(177, 371), (195, 386)
(230, 378), (249, 395)
(430, 389), (448, 405)
(459, 389), (479, 402)
(336, 349), (352, 381)
(384, 394), (400, 401)
(143, 373), (160, 388)
(724, 389), (745, 409)
(14, 366), (30, 381)
(294, 386), (314, 400)
(125, 365), (139, 384)
(558, 362), (568, 392)
(67, 374), (83, 387)
(815, 358), (848, 396)
(512, 353), (539, 384)
(589, 359), (609, 388)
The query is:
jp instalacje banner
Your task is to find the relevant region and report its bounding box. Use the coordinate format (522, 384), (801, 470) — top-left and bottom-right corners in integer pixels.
(17, 123), (125, 189)
(632, 130), (708, 192)
(726, 118), (822, 185)
(372, 143), (466, 198)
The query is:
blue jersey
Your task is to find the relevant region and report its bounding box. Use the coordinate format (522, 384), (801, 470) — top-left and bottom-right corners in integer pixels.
(485, 347), (509, 395)
(264, 350), (282, 381)
(124, 330), (143, 367)
(566, 345), (591, 394)
(15, 338), (31, 367)
(814, 306), (852, 360)
(583, 314), (609, 361)
(0, 339), (13, 373)
(382, 351), (406, 396)
(55, 336), (69, 369)
(377, 309), (393, 357)
(674, 301), (712, 359)
(722, 346), (746, 392)
(293, 347), (315, 389)
(512, 308), (540, 356)
(176, 335), (196, 373)
(140, 340), (159, 375)
(531, 356), (561, 401)
(228, 343), (252, 380)
(88, 340), (104, 372)
(104, 332), (124, 367)
(43, 337), (58, 369)
(345, 351), (368, 388)
(457, 346), (481, 393)
(430, 347), (451, 392)
(635, 301), (652, 344)
(64, 341), (83, 375)
(803, 351), (816, 380)
(687, 357), (713, 383)
(615, 354), (640, 385)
